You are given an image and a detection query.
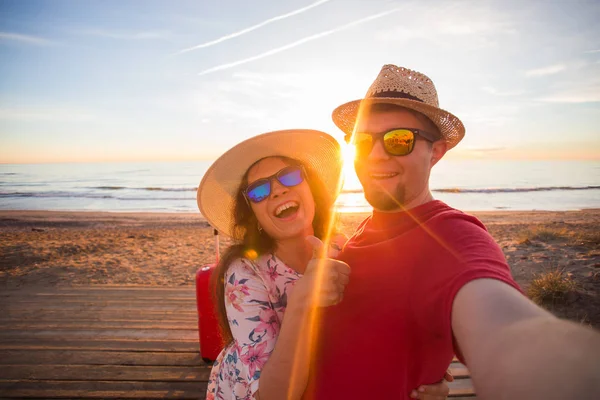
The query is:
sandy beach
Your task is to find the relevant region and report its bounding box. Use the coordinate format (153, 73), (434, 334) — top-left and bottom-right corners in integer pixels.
(1, 209), (599, 327)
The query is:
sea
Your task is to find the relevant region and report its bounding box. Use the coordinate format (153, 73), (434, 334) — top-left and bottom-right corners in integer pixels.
(0, 160), (599, 214)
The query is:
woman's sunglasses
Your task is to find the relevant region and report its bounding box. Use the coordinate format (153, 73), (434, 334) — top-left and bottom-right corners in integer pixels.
(244, 165), (305, 203)
(346, 128), (438, 158)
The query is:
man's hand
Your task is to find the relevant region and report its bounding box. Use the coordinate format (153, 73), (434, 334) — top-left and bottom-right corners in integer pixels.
(409, 370), (453, 399)
(452, 278), (600, 400)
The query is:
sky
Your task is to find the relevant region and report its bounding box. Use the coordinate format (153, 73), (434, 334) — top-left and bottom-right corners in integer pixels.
(0, 0), (599, 164)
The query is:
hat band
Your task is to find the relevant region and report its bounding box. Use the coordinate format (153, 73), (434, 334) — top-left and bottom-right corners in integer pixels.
(369, 90), (424, 103)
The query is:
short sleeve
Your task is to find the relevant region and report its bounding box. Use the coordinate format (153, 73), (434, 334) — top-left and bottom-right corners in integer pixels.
(223, 258), (282, 398)
(420, 215), (523, 362)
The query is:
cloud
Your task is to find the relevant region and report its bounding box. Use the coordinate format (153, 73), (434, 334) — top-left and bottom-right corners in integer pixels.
(176, 0), (332, 54)
(482, 86), (525, 96)
(197, 7), (402, 76)
(537, 93), (600, 104)
(459, 146), (507, 154)
(0, 106), (97, 122)
(0, 32), (56, 46)
(447, 146), (509, 160)
(375, 2), (516, 46)
(525, 64), (566, 77)
(76, 29), (171, 40)
(584, 49), (600, 54)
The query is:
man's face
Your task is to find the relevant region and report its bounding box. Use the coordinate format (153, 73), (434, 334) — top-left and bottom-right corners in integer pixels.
(353, 109), (445, 212)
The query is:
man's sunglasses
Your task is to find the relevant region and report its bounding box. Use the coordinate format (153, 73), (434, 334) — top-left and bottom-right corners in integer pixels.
(244, 165), (305, 204)
(345, 128), (438, 158)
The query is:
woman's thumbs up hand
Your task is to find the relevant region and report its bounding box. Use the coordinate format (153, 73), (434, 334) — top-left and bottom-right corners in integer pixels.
(287, 235), (351, 310)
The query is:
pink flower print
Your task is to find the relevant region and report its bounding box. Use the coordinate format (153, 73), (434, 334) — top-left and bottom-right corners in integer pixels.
(240, 341), (270, 379)
(266, 263), (281, 282)
(254, 308), (279, 338)
(233, 380), (251, 399)
(221, 357), (239, 387)
(225, 278), (251, 312)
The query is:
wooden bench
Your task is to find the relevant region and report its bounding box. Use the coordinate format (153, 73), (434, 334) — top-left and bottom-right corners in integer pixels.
(0, 286), (475, 399)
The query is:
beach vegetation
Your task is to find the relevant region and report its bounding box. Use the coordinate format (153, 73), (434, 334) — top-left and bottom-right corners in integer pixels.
(519, 227), (570, 244)
(528, 269), (576, 306)
(571, 231), (600, 248)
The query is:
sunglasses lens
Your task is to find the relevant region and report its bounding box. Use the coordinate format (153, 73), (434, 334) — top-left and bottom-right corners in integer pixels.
(246, 180), (270, 203)
(278, 167), (303, 187)
(353, 133), (374, 157)
(383, 129), (415, 156)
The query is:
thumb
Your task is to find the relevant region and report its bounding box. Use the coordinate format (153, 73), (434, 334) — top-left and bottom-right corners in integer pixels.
(305, 235), (326, 259)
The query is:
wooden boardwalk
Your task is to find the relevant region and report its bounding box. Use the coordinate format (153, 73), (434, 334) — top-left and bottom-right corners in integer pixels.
(0, 286), (475, 399)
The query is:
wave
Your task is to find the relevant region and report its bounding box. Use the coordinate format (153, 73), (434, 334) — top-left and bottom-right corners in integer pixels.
(91, 186), (196, 192)
(0, 191), (114, 199)
(2, 185), (598, 201)
(341, 186), (600, 194)
(433, 185), (600, 194)
(0, 191), (191, 201)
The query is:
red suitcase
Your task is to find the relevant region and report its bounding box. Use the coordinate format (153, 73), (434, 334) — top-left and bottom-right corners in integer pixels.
(195, 229), (223, 363)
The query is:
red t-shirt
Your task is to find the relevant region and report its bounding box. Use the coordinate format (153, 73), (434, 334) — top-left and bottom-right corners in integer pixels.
(305, 200), (521, 399)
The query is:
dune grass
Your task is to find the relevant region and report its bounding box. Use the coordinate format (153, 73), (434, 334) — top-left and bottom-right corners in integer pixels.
(519, 227), (569, 244)
(528, 269), (577, 306)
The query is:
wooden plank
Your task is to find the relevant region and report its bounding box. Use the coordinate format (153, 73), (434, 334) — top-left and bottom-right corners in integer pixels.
(0, 380), (473, 400)
(2, 304), (196, 311)
(0, 379), (470, 400)
(2, 310), (197, 321)
(0, 290), (196, 302)
(0, 339), (199, 352)
(448, 378), (475, 397)
(0, 365), (211, 382)
(0, 350), (208, 367)
(0, 295), (196, 303)
(0, 380), (206, 399)
(65, 285), (196, 291)
(2, 299), (197, 307)
(0, 293), (196, 301)
(0, 285), (196, 292)
(1, 293), (196, 301)
(448, 362), (470, 379)
(0, 329), (198, 341)
(0, 321), (198, 330)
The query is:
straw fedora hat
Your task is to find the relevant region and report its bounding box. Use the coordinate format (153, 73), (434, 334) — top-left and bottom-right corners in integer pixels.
(332, 64), (465, 150)
(197, 129), (343, 238)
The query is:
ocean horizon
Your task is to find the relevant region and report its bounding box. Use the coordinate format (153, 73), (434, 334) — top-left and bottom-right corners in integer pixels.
(1, 159), (599, 214)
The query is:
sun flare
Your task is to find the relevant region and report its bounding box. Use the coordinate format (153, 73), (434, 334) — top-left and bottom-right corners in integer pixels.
(341, 144), (361, 191)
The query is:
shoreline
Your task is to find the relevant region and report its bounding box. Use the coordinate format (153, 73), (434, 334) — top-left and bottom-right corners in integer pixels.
(1, 209), (599, 327)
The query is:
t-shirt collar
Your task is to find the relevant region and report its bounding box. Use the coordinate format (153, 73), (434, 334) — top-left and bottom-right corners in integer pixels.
(371, 200), (446, 228)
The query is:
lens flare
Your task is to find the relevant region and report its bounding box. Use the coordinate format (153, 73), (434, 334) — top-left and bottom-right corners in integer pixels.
(243, 249), (258, 260)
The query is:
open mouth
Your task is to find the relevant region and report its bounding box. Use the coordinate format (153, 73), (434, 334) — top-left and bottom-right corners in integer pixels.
(274, 201), (300, 219)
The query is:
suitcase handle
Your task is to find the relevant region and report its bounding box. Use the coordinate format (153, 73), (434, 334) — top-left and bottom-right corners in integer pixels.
(213, 228), (220, 264)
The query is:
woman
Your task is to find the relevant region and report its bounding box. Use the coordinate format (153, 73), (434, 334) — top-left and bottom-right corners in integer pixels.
(197, 129), (451, 400)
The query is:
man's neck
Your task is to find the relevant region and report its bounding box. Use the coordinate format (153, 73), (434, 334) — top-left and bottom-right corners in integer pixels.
(375, 188), (434, 214)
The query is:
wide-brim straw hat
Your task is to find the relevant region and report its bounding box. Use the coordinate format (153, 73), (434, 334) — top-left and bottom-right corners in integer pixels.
(332, 64), (465, 150)
(197, 129), (343, 238)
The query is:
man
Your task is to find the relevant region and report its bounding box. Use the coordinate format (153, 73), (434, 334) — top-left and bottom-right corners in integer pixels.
(307, 65), (600, 399)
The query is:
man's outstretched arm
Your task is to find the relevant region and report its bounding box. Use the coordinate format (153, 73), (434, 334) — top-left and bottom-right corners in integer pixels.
(452, 278), (600, 400)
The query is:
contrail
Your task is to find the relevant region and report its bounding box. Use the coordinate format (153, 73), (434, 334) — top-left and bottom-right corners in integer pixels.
(176, 0), (332, 55)
(198, 7), (402, 76)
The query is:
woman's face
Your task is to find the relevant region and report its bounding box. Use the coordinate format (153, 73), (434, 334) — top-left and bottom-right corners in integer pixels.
(246, 157), (316, 241)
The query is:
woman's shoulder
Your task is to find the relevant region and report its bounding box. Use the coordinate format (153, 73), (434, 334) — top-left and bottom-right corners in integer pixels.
(225, 256), (261, 276)
(226, 253), (299, 282)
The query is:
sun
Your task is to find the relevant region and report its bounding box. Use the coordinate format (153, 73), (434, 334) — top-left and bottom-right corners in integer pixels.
(341, 143), (361, 191)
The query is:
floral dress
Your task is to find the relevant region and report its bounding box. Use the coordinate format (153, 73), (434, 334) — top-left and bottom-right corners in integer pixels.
(206, 254), (301, 400)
